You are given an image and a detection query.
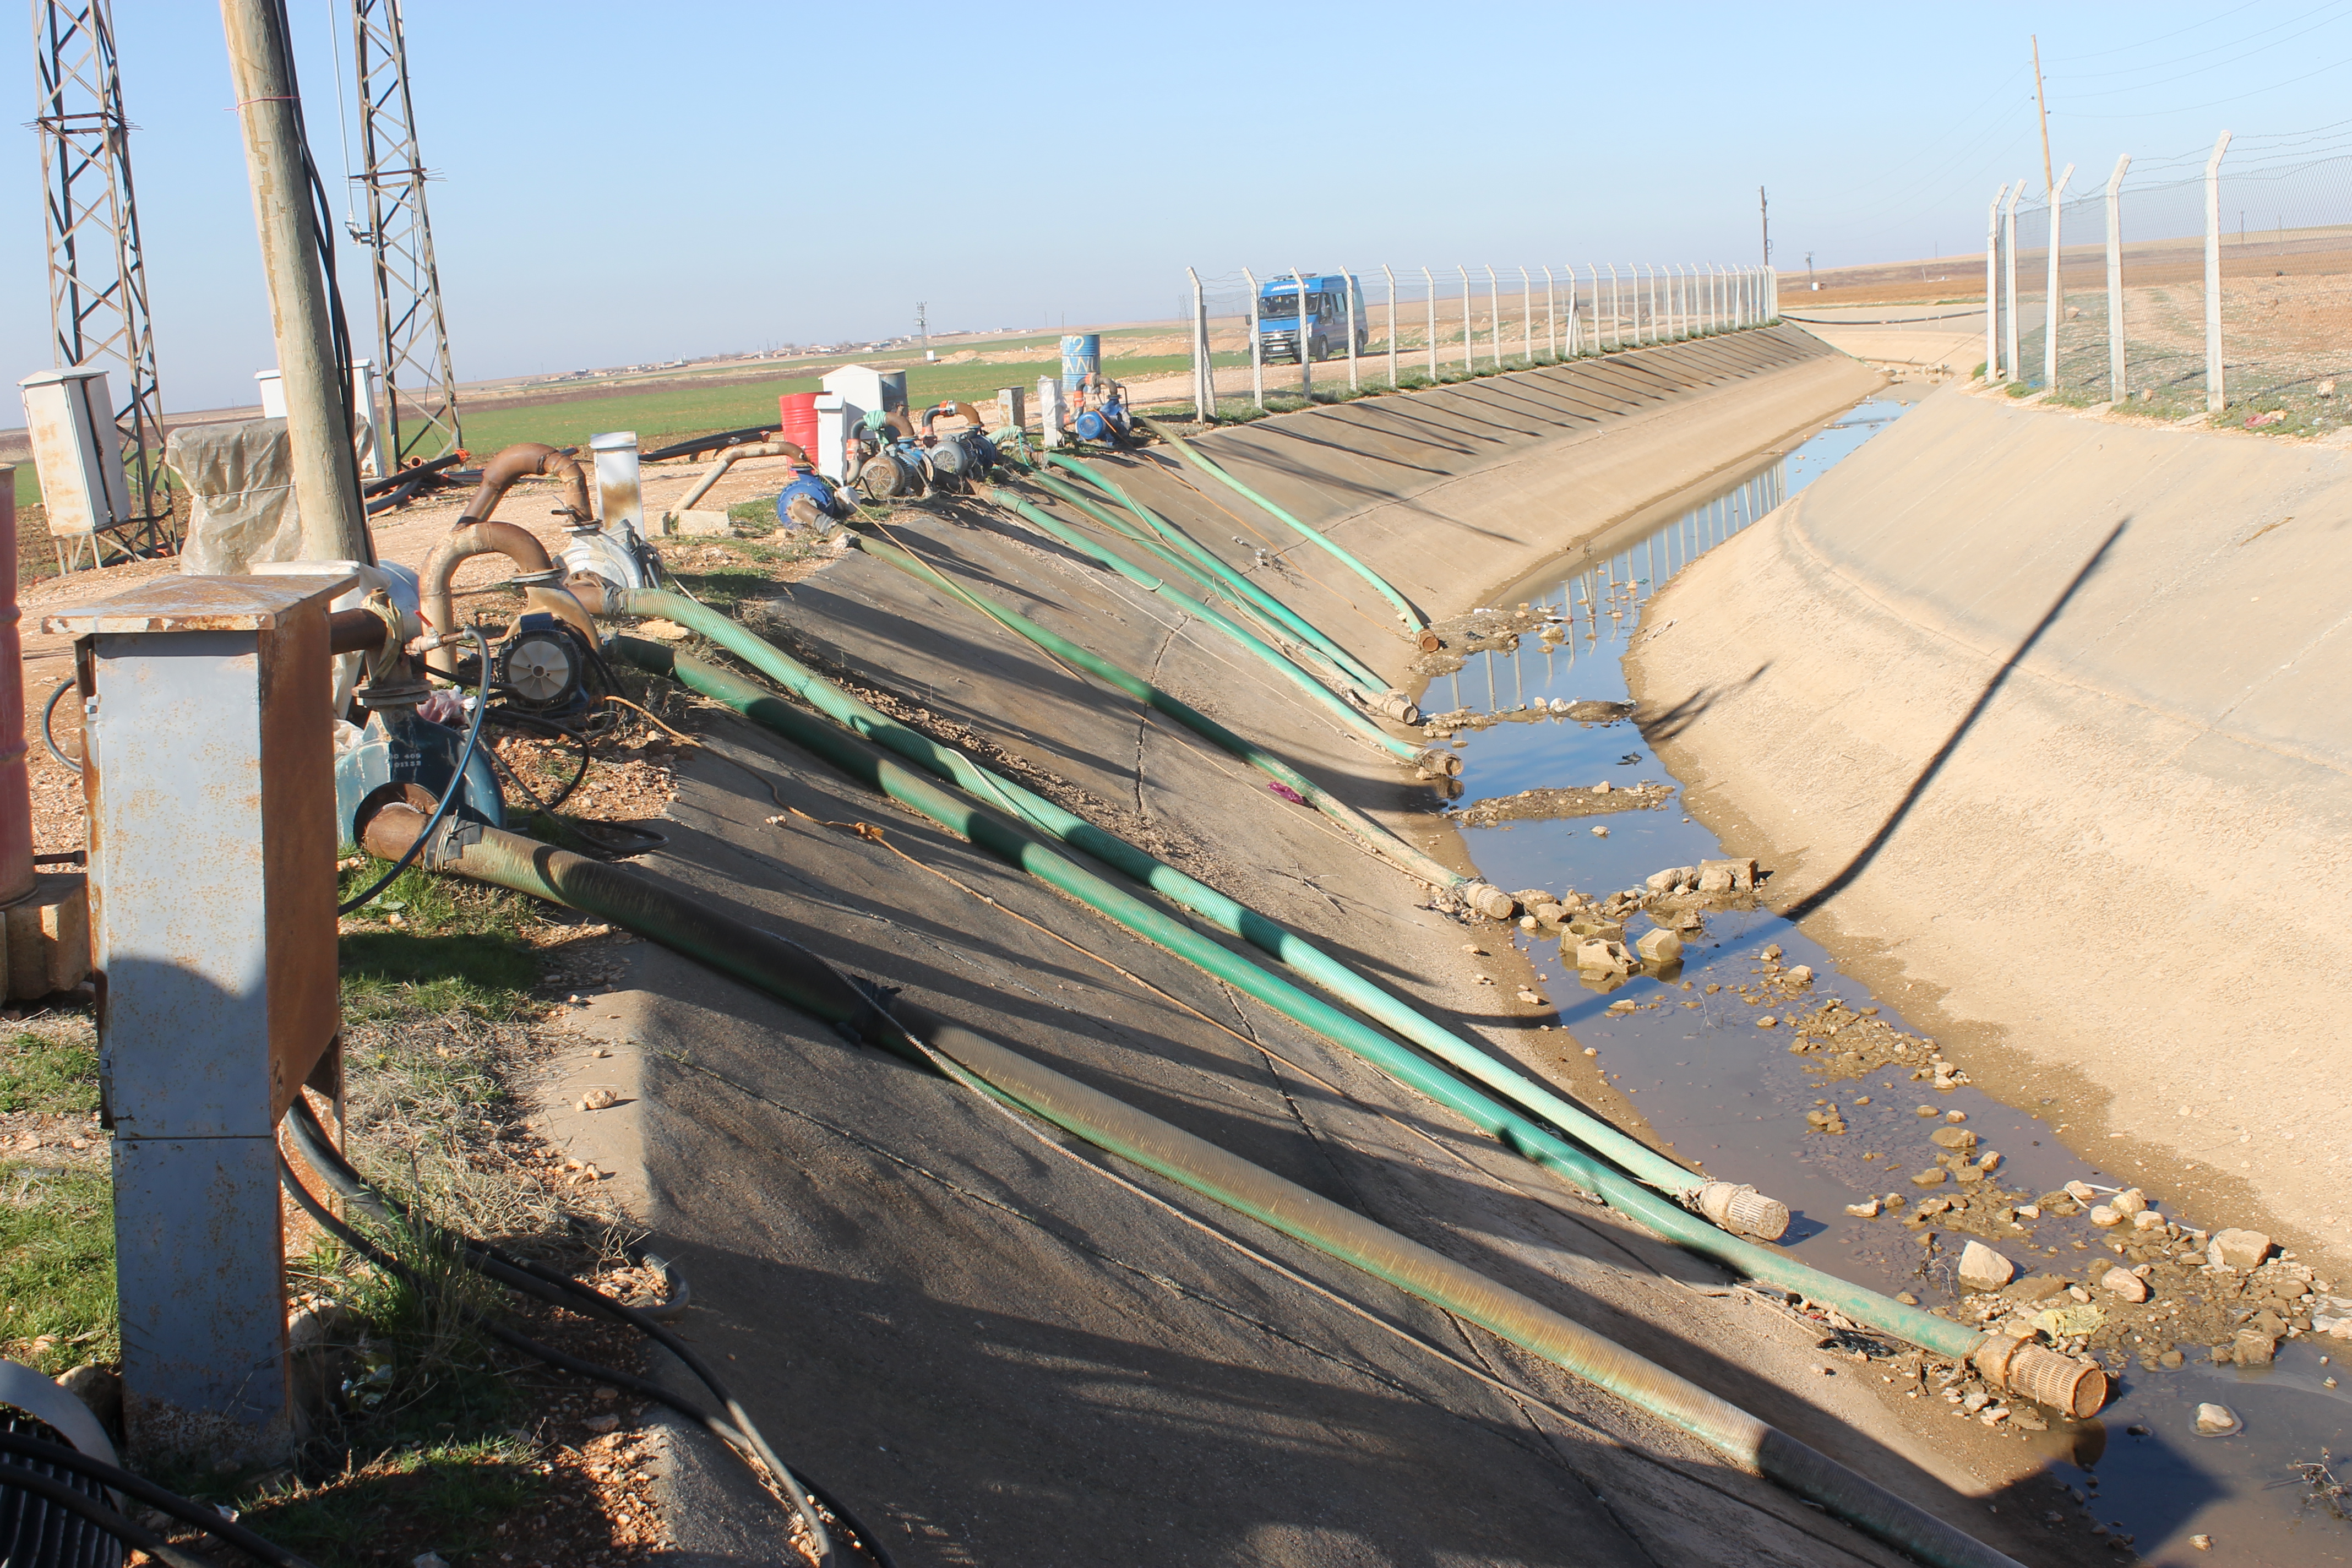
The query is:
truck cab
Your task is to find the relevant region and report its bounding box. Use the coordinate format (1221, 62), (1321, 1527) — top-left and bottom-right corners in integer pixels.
(1256, 274), (1369, 364)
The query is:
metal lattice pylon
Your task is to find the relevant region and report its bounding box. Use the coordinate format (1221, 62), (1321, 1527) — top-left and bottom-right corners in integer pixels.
(32, 0), (171, 540)
(351, 0), (461, 465)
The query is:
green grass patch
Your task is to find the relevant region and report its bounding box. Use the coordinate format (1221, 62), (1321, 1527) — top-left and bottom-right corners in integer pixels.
(239, 1436), (546, 1565)
(338, 856), (541, 1024)
(0, 1163), (117, 1374)
(0, 1032), (99, 1115)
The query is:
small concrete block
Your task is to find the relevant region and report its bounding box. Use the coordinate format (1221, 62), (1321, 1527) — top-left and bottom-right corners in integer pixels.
(1635, 928), (1683, 964)
(7, 872), (89, 1000)
(671, 509), (733, 536)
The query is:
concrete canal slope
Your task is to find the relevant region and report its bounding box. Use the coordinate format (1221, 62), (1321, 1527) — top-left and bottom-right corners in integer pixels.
(538, 330), (2089, 1566)
(1632, 383), (2352, 1277)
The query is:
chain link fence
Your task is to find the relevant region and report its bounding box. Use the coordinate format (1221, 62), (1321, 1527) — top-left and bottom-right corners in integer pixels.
(1990, 134), (2352, 431)
(1175, 263), (1779, 420)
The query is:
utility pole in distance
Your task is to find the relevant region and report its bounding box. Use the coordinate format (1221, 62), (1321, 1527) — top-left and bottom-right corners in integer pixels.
(220, 0), (370, 562)
(917, 302), (929, 352)
(1760, 187), (1771, 266)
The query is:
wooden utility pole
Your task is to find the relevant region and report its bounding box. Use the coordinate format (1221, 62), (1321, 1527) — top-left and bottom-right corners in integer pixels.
(221, 0), (371, 563)
(2032, 34), (2056, 195)
(1759, 186), (1771, 265)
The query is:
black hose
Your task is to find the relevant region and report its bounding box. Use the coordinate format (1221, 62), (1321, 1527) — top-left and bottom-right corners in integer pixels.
(279, 1106), (890, 1567)
(0, 1461), (211, 1568)
(0, 1433), (319, 1568)
(481, 709), (593, 814)
(639, 427), (774, 465)
(360, 450), (464, 498)
(338, 628), (490, 916)
(42, 678), (80, 775)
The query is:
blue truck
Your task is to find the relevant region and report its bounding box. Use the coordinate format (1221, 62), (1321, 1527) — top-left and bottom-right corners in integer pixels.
(1255, 274), (1368, 364)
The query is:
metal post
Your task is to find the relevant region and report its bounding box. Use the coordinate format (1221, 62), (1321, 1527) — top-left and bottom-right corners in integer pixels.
(2044, 161), (2073, 390)
(1706, 264), (1717, 333)
(2205, 130), (2231, 412)
(1243, 266), (1264, 409)
(1519, 266), (1533, 364)
(1293, 267), (1311, 398)
(1985, 183), (2006, 378)
(2002, 181), (2026, 379)
(2104, 156), (2130, 401)
(1484, 265), (1500, 368)
(220, 0), (370, 563)
(1344, 272), (1360, 391)
(1382, 263), (1399, 387)
(1543, 265), (1557, 359)
(1607, 264), (1621, 348)
(1187, 266), (1210, 419)
(1648, 264), (1660, 342)
(352, 0), (462, 466)
(1422, 266), (1438, 379)
(1458, 265), (1474, 372)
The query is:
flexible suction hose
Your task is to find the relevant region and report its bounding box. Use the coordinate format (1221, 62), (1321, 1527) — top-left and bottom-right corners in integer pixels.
(629, 559), (1468, 895)
(607, 634), (2105, 1412)
(1139, 417), (1426, 635)
(603, 624), (1718, 1224)
(979, 489), (1424, 765)
(350, 800), (2029, 1568)
(1036, 452), (1393, 699)
(1018, 461), (1395, 711)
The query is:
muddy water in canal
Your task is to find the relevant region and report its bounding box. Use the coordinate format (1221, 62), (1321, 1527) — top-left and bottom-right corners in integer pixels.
(1425, 397), (2351, 1565)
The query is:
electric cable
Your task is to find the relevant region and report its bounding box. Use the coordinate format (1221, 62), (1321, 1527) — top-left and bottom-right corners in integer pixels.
(0, 1461), (210, 1568)
(41, 678), (80, 775)
(0, 1431), (320, 1568)
(338, 627), (489, 916)
(277, 1103), (888, 1568)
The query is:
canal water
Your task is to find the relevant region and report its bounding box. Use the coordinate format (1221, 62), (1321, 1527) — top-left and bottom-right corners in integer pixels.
(1428, 395), (2352, 1565)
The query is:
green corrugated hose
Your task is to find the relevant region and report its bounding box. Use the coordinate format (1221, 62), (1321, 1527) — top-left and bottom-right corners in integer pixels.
(1035, 452), (1392, 698)
(356, 799), (2028, 1568)
(835, 532), (1477, 898)
(611, 629), (2055, 1381)
(983, 488), (1424, 764)
(1139, 416), (1426, 635)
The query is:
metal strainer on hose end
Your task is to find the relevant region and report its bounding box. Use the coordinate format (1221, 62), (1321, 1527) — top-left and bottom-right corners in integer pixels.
(1697, 1180), (1793, 1242)
(1973, 1332), (2111, 1419)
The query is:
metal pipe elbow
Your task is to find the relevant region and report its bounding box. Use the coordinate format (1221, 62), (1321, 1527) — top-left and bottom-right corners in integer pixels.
(455, 442), (593, 531)
(418, 519), (569, 677)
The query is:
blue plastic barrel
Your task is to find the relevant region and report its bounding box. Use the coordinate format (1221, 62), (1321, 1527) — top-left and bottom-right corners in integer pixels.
(1059, 334), (1101, 393)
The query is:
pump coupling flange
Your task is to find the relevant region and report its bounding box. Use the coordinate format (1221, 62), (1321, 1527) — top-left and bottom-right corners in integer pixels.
(1695, 1180), (1793, 1242)
(1413, 747), (1463, 778)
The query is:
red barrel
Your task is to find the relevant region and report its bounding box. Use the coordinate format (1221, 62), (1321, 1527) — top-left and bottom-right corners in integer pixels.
(777, 392), (819, 455)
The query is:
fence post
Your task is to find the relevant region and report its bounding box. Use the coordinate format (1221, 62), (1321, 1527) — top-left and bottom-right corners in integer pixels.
(2043, 162), (2074, 389)
(1422, 266), (1438, 380)
(1706, 264), (1717, 333)
(1516, 266), (1531, 365)
(1481, 265), (1498, 369)
(1345, 271), (1360, 392)
(1383, 263), (1399, 388)
(1607, 264), (1621, 348)
(1542, 265), (1557, 360)
(1984, 184), (2006, 378)
(1243, 267), (1264, 409)
(2104, 155), (2130, 402)
(2001, 181), (2025, 379)
(1293, 267), (1312, 399)
(1458, 265), (1474, 373)
(1186, 266), (1209, 420)
(2205, 129), (2231, 412)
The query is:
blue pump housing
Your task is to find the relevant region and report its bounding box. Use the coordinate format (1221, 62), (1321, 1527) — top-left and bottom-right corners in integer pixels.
(334, 706), (504, 849)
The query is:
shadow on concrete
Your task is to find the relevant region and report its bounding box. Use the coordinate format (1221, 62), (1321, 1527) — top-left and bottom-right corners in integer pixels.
(1779, 520), (2128, 924)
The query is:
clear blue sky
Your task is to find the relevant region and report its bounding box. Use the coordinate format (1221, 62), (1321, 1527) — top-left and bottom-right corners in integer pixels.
(7, 1), (2349, 414)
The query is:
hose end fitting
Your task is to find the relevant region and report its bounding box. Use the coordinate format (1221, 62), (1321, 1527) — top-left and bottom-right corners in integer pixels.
(1370, 689), (1423, 726)
(1461, 882), (1518, 922)
(1695, 1180), (1793, 1242)
(1972, 1333), (2110, 1419)
(1414, 747), (1463, 778)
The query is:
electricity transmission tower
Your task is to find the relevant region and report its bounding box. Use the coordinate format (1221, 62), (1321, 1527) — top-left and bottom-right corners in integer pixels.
(32, 0), (171, 540)
(350, 0), (461, 465)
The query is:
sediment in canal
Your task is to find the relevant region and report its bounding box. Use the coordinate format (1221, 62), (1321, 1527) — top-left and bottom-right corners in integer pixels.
(1631, 380), (2352, 1280)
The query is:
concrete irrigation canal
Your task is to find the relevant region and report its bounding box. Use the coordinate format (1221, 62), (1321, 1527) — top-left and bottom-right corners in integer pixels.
(37, 321), (2347, 1566)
